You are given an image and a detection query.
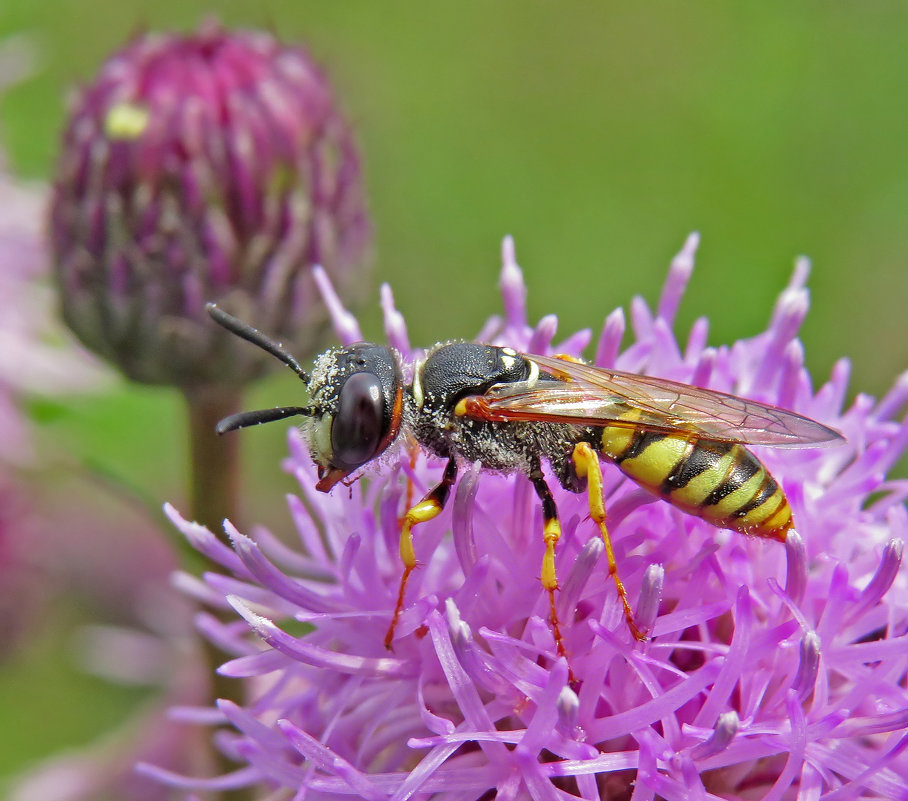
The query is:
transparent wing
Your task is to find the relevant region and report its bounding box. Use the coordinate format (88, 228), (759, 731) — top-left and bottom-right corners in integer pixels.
(463, 352), (843, 448)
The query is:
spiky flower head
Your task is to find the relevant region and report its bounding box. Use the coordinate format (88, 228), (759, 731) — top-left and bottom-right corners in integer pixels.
(150, 237), (908, 799)
(51, 21), (370, 387)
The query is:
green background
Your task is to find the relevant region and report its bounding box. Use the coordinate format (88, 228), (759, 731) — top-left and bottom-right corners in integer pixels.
(1, 0), (906, 788)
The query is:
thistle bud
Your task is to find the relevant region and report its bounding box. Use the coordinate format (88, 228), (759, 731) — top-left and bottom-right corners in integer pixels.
(51, 23), (370, 387)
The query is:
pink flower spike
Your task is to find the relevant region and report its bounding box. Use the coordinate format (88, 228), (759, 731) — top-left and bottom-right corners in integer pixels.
(380, 282), (410, 356)
(227, 595), (413, 677)
(556, 535), (603, 621)
(528, 313), (558, 355)
(875, 370), (908, 422)
(684, 316), (709, 363)
(556, 684), (581, 733)
(791, 631), (821, 701)
(164, 503), (247, 576)
(595, 306), (626, 368)
(847, 538), (903, 623)
(787, 255), (812, 292)
(690, 346), (716, 389)
(630, 294), (655, 342)
(311, 264), (362, 345)
(499, 234), (528, 331)
(689, 711), (739, 760)
(753, 285), (809, 393)
(556, 327), (592, 357)
(783, 530), (808, 607)
(759, 691), (807, 801)
(777, 339), (805, 409)
(657, 232), (699, 326)
(635, 564), (665, 636)
(516, 657), (569, 754)
(134, 762), (259, 792)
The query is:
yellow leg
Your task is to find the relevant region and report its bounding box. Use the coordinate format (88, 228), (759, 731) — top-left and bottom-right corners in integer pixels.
(397, 444), (420, 529)
(573, 441), (646, 641)
(529, 470), (570, 661)
(384, 458), (457, 649)
(542, 515), (569, 659)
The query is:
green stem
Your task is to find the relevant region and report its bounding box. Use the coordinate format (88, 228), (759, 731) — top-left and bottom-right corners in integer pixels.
(183, 385), (254, 801)
(185, 385), (242, 537)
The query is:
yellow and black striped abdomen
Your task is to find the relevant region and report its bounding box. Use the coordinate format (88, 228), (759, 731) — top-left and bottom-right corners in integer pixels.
(599, 423), (792, 541)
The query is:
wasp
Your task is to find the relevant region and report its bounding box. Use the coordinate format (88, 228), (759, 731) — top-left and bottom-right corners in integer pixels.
(206, 303), (843, 654)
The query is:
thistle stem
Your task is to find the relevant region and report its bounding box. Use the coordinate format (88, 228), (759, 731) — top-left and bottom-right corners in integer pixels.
(185, 385), (242, 537)
(183, 385), (253, 801)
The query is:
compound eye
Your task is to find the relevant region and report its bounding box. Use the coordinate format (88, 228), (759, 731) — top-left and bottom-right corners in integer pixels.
(331, 372), (385, 469)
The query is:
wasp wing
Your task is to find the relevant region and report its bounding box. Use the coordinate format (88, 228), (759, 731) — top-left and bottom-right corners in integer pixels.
(465, 353), (843, 448)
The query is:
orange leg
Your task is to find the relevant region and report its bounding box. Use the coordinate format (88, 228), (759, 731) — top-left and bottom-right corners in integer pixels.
(572, 441), (647, 641)
(385, 458), (457, 649)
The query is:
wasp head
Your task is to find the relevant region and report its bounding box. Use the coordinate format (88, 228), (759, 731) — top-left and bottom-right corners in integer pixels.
(205, 304), (404, 493)
(305, 343), (404, 491)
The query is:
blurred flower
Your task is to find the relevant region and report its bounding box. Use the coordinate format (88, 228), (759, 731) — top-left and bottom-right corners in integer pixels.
(0, 35), (110, 659)
(148, 236), (907, 798)
(2, 35), (204, 798)
(0, 37), (108, 467)
(9, 582), (209, 801)
(0, 485), (43, 659)
(51, 21), (370, 387)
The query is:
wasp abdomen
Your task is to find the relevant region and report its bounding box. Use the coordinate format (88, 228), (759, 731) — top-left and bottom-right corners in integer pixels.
(599, 418), (791, 541)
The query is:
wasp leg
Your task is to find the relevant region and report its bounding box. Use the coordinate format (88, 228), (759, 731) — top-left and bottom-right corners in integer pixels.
(572, 441), (647, 641)
(385, 457), (458, 650)
(397, 441), (420, 529)
(528, 465), (571, 661)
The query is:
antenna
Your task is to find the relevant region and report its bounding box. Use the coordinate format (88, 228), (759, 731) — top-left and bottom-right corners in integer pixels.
(206, 303), (311, 384)
(215, 406), (314, 435)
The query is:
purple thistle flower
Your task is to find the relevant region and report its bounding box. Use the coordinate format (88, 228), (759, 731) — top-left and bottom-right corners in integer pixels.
(0, 37), (110, 465)
(51, 21), (370, 386)
(151, 235), (908, 799)
(0, 36), (112, 657)
(0, 158), (109, 463)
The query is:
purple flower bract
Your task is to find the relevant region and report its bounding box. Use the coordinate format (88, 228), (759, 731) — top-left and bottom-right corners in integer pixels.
(51, 22), (370, 386)
(153, 237), (908, 800)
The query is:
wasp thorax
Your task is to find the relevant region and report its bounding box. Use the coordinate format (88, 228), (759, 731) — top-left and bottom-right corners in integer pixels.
(306, 343), (403, 491)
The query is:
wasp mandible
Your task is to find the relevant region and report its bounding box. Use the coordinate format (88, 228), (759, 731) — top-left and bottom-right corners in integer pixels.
(206, 302), (843, 655)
